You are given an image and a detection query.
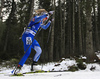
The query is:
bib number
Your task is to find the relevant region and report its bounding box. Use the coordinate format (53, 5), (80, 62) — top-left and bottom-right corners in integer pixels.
(26, 37), (32, 45)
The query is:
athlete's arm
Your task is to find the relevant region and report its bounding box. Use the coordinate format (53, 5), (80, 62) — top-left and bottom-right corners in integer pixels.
(41, 21), (51, 30)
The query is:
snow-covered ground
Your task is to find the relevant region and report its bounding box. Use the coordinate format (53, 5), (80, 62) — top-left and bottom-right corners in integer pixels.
(0, 58), (100, 79)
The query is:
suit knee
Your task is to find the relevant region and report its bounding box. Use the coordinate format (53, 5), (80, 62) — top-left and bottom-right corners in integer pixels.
(34, 46), (42, 54)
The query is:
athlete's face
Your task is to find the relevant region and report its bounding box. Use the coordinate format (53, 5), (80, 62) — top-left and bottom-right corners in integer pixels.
(43, 18), (47, 22)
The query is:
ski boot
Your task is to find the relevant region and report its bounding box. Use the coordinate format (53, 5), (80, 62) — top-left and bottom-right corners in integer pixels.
(12, 64), (22, 75)
(31, 61), (41, 71)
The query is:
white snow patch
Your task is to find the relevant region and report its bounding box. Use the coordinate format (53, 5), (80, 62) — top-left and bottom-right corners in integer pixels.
(0, 58), (100, 79)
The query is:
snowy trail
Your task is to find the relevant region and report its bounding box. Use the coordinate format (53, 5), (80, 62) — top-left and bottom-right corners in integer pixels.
(1, 58), (100, 79)
(1, 71), (100, 79)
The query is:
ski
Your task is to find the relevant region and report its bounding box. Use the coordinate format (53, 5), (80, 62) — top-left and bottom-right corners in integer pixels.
(5, 70), (68, 76)
(4, 70), (49, 76)
(15, 70), (67, 75)
(23, 70), (49, 74)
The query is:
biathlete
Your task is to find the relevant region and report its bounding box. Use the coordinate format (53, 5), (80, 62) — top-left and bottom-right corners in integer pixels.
(13, 9), (54, 74)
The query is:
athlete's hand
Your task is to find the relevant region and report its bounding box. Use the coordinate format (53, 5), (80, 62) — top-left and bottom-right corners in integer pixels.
(49, 18), (54, 22)
(51, 18), (54, 21)
(49, 11), (54, 15)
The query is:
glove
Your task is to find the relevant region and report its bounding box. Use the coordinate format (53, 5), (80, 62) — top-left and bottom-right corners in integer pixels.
(49, 18), (54, 22)
(49, 14), (54, 21)
(51, 18), (54, 21)
(49, 11), (54, 15)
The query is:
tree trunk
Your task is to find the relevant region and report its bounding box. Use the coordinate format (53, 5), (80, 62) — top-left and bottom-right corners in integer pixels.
(93, 0), (100, 51)
(97, 0), (100, 51)
(4, 0), (16, 52)
(85, 0), (95, 62)
(29, 0), (34, 22)
(78, 0), (82, 54)
(67, 1), (72, 56)
(49, 0), (55, 61)
(72, 0), (75, 55)
(61, 0), (65, 58)
(62, 0), (66, 57)
(81, 0), (86, 55)
(0, 0), (4, 21)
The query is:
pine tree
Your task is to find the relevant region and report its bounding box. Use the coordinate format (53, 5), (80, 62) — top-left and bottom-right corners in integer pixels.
(85, 0), (95, 62)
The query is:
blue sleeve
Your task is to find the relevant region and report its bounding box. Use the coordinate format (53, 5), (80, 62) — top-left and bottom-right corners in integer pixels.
(41, 21), (51, 30)
(27, 14), (48, 27)
(34, 14), (48, 23)
(27, 21), (34, 27)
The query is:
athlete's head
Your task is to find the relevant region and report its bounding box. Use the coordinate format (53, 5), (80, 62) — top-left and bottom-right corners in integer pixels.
(33, 9), (48, 16)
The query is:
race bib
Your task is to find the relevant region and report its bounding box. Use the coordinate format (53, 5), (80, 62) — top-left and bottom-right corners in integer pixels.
(26, 37), (32, 45)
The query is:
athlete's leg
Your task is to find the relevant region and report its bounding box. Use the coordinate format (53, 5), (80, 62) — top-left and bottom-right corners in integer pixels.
(33, 46), (42, 62)
(18, 34), (33, 66)
(32, 39), (42, 62)
(31, 39), (42, 71)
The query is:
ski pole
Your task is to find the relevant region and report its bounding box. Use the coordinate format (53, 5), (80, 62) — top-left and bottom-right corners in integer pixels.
(47, 13), (54, 43)
(47, 24), (52, 43)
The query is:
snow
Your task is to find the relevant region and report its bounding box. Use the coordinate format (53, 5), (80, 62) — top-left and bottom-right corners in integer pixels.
(0, 58), (100, 79)
(0, 71), (100, 79)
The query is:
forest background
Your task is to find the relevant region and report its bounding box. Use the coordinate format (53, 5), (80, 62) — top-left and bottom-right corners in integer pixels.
(0, 0), (100, 64)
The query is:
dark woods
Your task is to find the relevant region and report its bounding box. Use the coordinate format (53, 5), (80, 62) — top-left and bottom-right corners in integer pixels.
(0, 0), (100, 63)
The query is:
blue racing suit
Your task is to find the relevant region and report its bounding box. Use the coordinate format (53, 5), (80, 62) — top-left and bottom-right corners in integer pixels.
(19, 14), (51, 66)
